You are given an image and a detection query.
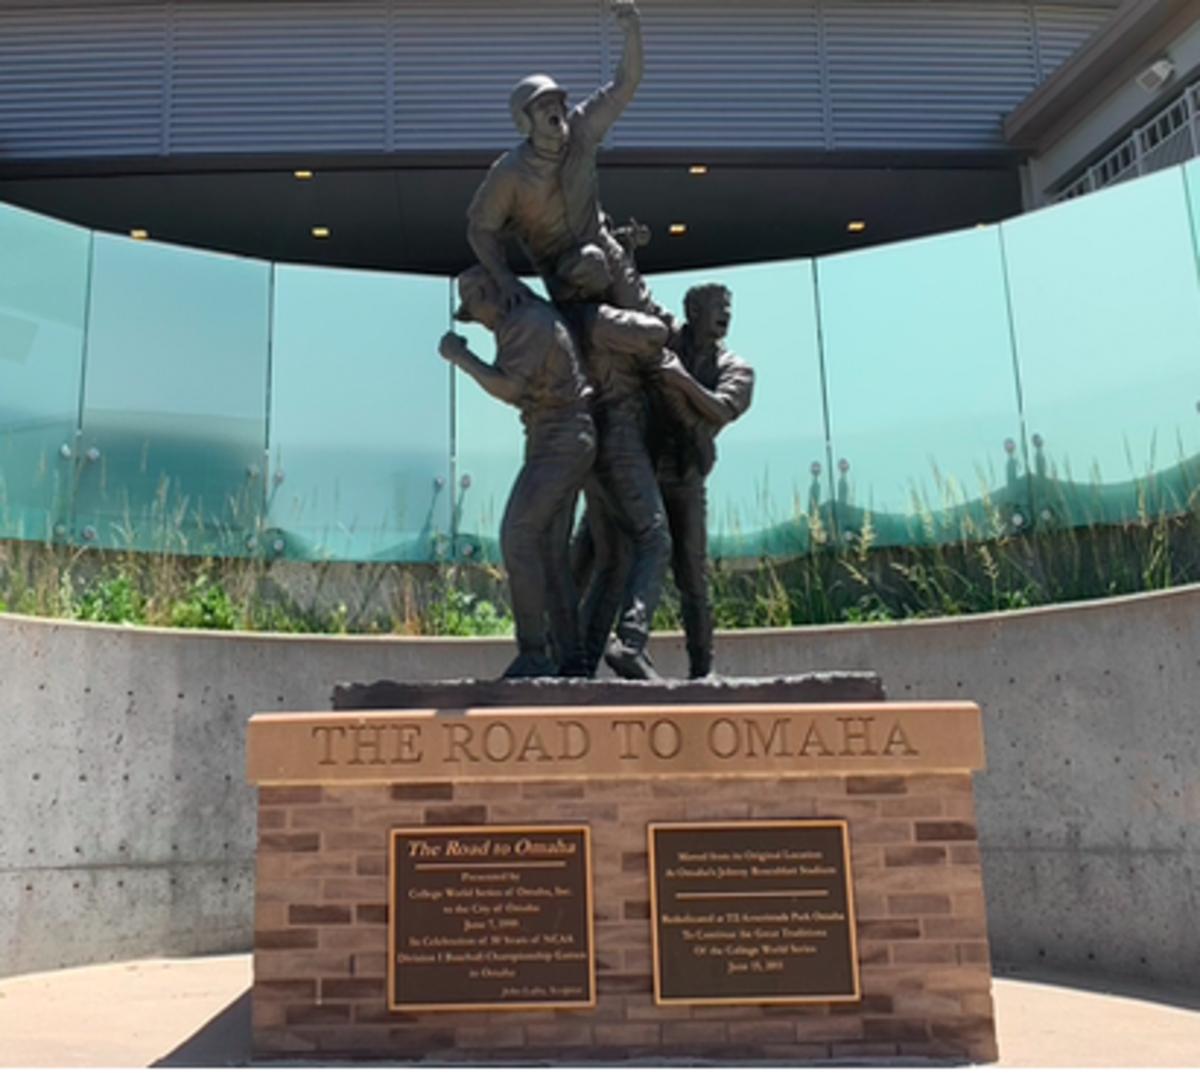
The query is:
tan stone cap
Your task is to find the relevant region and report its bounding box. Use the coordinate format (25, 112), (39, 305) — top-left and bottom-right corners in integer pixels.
(247, 702), (984, 785)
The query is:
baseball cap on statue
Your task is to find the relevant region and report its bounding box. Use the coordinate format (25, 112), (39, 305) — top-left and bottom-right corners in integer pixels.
(453, 264), (496, 322)
(510, 74), (568, 136)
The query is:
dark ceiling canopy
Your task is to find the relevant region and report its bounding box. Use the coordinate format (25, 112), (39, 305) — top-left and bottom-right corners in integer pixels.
(0, 151), (1021, 275)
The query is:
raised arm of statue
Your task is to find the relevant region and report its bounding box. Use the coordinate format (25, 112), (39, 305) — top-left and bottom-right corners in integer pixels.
(610, 0), (644, 107)
(576, 0), (643, 142)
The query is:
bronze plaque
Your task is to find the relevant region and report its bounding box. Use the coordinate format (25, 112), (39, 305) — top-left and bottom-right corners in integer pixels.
(649, 820), (860, 1005)
(388, 825), (595, 1011)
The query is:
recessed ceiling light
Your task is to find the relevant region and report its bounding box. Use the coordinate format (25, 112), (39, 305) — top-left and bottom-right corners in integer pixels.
(668, 223), (688, 236)
(847, 221), (867, 233)
(688, 165), (708, 175)
(293, 169), (314, 180)
(311, 226), (331, 239)
(129, 229), (149, 241)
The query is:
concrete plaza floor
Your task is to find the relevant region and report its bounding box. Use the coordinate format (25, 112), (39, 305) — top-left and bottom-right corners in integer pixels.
(0, 955), (1196, 1067)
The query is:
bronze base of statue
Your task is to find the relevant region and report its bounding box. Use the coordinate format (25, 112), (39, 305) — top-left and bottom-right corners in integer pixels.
(333, 671), (884, 711)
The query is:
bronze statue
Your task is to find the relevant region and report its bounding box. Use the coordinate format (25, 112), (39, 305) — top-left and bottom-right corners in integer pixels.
(444, 0), (752, 681)
(438, 266), (595, 678)
(651, 284), (755, 678)
(466, 0), (653, 313)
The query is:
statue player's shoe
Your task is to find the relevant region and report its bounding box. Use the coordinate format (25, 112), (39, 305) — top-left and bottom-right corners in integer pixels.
(603, 638), (660, 681)
(502, 651), (558, 679)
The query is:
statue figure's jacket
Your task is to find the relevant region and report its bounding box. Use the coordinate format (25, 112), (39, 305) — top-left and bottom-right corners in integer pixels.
(495, 300), (593, 455)
(655, 336), (754, 479)
(578, 304), (669, 419)
(467, 84), (634, 280)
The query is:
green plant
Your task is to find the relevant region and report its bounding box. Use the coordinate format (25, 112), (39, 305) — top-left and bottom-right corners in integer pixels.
(424, 585), (512, 637)
(168, 574), (238, 630)
(3, 489), (1199, 638)
(74, 572), (146, 625)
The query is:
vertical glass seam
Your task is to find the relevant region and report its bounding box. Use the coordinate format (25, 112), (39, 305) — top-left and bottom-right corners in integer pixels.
(67, 230), (97, 543)
(995, 224), (1035, 522)
(810, 260), (838, 537)
(75, 231), (95, 436)
(1178, 163), (1200, 295)
(262, 261), (276, 545)
(448, 274), (458, 550)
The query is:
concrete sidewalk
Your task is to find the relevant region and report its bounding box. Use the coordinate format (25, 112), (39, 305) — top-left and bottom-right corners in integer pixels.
(0, 955), (1196, 1067)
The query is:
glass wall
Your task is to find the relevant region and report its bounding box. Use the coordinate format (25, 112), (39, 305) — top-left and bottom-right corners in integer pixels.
(818, 226), (1025, 546)
(2, 159), (1200, 563)
(268, 266), (451, 562)
(1004, 167), (1200, 526)
(74, 235), (270, 553)
(0, 204), (89, 542)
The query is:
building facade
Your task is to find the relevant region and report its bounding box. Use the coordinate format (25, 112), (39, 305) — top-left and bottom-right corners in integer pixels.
(0, 0), (1120, 271)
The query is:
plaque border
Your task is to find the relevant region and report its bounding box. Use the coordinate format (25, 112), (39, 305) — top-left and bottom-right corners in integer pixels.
(387, 823), (597, 1013)
(647, 818), (862, 1007)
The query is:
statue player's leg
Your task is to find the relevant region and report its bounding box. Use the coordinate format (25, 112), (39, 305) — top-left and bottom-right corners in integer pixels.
(542, 483), (591, 677)
(601, 420), (671, 678)
(500, 453), (565, 677)
(578, 479), (632, 677)
(524, 418), (596, 677)
(662, 474), (713, 679)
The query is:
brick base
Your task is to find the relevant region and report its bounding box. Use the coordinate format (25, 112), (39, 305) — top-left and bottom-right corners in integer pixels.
(252, 773), (998, 1063)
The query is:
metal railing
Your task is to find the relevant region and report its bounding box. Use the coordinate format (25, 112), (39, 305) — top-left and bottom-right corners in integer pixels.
(1051, 76), (1200, 202)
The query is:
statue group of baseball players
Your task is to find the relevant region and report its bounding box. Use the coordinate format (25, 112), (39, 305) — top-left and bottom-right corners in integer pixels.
(438, 0), (753, 681)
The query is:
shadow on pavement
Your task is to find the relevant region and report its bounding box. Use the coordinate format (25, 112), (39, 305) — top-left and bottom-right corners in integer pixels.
(153, 988), (252, 1067)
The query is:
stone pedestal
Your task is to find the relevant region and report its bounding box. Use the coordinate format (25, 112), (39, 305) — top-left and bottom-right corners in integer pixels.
(247, 683), (997, 1063)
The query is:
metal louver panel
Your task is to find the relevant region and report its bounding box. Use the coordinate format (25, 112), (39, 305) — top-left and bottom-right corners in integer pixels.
(0, 0), (1128, 163)
(613, 0), (824, 149)
(0, 1), (165, 159)
(1032, 2), (1120, 80)
(391, 0), (603, 151)
(171, 1), (389, 154)
(825, 0), (1037, 150)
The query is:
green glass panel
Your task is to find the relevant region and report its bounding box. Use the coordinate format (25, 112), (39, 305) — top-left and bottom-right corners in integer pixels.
(74, 234), (269, 554)
(269, 265), (450, 562)
(818, 226), (1024, 547)
(648, 260), (827, 559)
(1003, 167), (1200, 525)
(0, 203), (89, 541)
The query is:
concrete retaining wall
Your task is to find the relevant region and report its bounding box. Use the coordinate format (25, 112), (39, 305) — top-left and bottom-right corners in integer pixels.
(2, 585), (1197, 988)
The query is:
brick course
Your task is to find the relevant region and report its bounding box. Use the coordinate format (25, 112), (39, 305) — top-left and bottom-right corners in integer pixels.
(252, 773), (997, 1063)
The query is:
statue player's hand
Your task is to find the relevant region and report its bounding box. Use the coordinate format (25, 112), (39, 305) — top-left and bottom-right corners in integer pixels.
(627, 217), (651, 249)
(659, 349), (686, 377)
(611, 0), (639, 24)
(438, 332), (471, 364)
